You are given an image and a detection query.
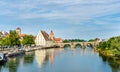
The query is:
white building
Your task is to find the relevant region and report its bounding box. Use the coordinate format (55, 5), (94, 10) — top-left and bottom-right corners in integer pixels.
(35, 30), (53, 47)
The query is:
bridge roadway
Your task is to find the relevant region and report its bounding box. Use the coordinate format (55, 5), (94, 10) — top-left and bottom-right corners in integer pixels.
(53, 42), (99, 48)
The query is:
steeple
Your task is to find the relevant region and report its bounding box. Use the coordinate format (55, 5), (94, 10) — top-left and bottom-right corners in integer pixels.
(49, 30), (54, 40)
(50, 30), (54, 35)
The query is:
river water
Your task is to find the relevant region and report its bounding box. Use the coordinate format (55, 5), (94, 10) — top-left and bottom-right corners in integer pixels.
(0, 46), (119, 72)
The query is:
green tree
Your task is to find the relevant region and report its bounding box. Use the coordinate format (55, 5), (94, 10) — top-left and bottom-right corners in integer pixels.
(88, 38), (100, 42)
(2, 37), (11, 46)
(22, 35), (35, 46)
(88, 39), (95, 42)
(9, 30), (20, 46)
(98, 36), (120, 50)
(63, 39), (70, 43)
(63, 39), (86, 43)
(0, 34), (3, 46)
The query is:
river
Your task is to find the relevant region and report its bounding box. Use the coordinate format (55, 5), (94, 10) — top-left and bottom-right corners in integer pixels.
(0, 46), (119, 72)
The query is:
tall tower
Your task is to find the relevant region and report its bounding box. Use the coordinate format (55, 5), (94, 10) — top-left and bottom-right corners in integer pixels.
(16, 27), (21, 35)
(49, 30), (54, 40)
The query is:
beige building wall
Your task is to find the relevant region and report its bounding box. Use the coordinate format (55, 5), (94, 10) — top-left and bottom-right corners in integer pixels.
(46, 41), (54, 47)
(35, 31), (46, 46)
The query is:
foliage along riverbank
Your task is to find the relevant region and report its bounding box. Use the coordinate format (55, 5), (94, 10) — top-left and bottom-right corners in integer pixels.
(98, 36), (120, 59)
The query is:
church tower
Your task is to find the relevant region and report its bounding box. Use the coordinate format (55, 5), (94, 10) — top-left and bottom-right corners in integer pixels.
(49, 30), (55, 41)
(16, 27), (21, 35)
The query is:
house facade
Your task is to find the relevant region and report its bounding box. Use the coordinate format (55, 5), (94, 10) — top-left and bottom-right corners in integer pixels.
(35, 30), (62, 47)
(35, 30), (53, 47)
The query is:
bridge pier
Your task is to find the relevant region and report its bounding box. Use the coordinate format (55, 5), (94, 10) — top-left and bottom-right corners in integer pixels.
(71, 45), (74, 48)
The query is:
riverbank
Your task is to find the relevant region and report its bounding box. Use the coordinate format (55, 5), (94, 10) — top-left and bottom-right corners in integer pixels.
(98, 48), (120, 63)
(0, 46), (59, 58)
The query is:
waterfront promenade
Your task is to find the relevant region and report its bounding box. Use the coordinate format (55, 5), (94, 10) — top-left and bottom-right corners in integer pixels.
(0, 46), (41, 57)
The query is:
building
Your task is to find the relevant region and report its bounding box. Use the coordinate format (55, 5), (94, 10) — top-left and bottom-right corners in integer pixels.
(16, 27), (26, 41)
(16, 27), (21, 35)
(35, 30), (62, 47)
(49, 31), (63, 43)
(0, 31), (9, 37)
(35, 30), (53, 47)
(54, 38), (63, 43)
(49, 30), (55, 41)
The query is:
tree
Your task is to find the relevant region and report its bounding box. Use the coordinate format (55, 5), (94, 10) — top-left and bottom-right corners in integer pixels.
(88, 38), (100, 42)
(88, 39), (95, 42)
(2, 37), (11, 46)
(9, 30), (20, 46)
(63, 39), (86, 43)
(98, 36), (120, 50)
(22, 35), (35, 46)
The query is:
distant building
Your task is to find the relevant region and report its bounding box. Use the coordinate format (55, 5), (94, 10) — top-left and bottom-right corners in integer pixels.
(16, 27), (26, 41)
(49, 30), (63, 43)
(0, 31), (9, 37)
(35, 30), (62, 47)
(16, 27), (21, 35)
(49, 31), (55, 41)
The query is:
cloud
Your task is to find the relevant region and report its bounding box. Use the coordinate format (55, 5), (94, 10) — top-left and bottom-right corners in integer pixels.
(0, 1), (119, 17)
(12, 0), (119, 25)
(0, 0), (120, 25)
(0, 0), (120, 39)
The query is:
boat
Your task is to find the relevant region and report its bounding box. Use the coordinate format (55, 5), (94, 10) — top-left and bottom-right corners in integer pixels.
(0, 53), (7, 64)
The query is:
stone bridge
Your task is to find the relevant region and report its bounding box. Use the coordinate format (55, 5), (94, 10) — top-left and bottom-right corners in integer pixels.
(53, 42), (99, 48)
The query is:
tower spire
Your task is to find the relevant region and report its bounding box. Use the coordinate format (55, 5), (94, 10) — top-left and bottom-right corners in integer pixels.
(49, 30), (54, 40)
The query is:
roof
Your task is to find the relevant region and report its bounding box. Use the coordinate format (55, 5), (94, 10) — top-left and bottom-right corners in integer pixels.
(54, 38), (62, 42)
(0, 31), (9, 36)
(16, 27), (21, 30)
(0, 32), (3, 35)
(5, 32), (9, 36)
(19, 34), (26, 37)
(41, 30), (51, 41)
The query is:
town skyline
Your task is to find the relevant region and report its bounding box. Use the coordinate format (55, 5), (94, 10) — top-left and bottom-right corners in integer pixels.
(0, 0), (120, 40)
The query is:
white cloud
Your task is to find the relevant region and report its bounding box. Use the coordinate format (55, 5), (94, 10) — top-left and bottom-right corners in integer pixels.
(0, 0), (120, 25)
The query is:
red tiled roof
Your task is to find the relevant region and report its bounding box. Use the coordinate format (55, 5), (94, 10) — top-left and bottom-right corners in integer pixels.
(41, 30), (51, 41)
(54, 38), (62, 42)
(19, 34), (26, 37)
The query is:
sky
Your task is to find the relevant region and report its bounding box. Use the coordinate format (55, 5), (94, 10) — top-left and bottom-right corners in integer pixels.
(0, 0), (120, 40)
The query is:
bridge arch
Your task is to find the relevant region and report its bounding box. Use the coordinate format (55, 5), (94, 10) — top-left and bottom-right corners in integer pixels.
(63, 44), (71, 48)
(53, 42), (99, 48)
(87, 43), (93, 47)
(74, 44), (82, 48)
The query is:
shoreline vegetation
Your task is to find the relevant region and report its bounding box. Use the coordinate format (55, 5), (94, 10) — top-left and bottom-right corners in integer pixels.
(98, 36), (120, 63)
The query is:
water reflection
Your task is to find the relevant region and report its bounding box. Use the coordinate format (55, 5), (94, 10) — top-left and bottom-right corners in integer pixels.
(24, 52), (34, 65)
(48, 49), (54, 65)
(99, 53), (120, 72)
(35, 50), (46, 67)
(7, 58), (19, 72)
(1, 46), (120, 72)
